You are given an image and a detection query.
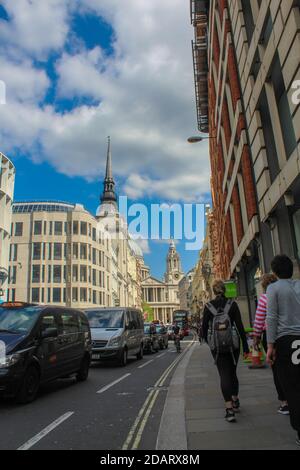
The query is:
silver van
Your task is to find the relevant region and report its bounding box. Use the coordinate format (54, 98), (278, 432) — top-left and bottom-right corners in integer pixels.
(84, 308), (144, 366)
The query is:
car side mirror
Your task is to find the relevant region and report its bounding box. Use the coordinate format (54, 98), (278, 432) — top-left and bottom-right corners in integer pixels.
(41, 327), (58, 340)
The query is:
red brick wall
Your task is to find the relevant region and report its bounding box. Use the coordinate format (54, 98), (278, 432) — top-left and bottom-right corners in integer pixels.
(199, 0), (258, 279)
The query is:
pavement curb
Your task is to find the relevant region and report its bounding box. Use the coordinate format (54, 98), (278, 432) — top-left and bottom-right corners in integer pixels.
(156, 339), (197, 450)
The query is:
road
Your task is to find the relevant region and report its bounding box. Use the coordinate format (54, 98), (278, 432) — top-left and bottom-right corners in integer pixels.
(0, 337), (194, 450)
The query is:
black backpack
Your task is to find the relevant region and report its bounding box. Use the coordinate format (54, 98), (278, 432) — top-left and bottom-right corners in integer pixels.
(206, 300), (240, 363)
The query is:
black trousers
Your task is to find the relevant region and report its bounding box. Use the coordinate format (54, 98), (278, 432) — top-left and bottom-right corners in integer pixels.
(275, 336), (300, 432)
(213, 349), (240, 403)
(262, 332), (286, 402)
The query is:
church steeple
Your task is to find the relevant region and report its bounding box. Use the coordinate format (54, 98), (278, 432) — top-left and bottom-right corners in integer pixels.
(164, 240), (183, 284)
(100, 136), (117, 209)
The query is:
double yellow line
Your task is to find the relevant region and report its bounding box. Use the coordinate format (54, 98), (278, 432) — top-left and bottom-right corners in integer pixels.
(122, 341), (194, 450)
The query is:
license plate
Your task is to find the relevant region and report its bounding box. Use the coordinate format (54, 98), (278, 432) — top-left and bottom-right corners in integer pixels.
(92, 354), (101, 360)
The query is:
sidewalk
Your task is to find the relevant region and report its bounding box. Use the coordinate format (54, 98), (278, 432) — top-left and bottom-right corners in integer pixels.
(185, 343), (299, 450)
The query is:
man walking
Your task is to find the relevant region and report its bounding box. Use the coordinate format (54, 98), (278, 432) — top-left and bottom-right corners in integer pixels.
(266, 255), (300, 446)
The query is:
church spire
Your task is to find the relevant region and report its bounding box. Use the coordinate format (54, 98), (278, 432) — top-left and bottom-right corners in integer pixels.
(100, 136), (117, 209)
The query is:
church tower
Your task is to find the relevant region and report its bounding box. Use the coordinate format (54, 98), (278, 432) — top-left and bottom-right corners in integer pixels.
(97, 136), (118, 217)
(164, 241), (184, 284)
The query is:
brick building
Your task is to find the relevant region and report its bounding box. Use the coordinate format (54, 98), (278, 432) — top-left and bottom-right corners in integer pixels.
(191, 0), (300, 321)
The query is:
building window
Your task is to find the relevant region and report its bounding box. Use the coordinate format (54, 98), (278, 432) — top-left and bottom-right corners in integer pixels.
(80, 288), (87, 303)
(10, 266), (17, 284)
(73, 265), (78, 282)
(80, 244), (87, 260)
(47, 243), (52, 260)
(53, 288), (61, 303)
(49, 222), (53, 236)
(33, 243), (41, 260)
(32, 265), (41, 283)
(54, 221), (63, 236)
(15, 222), (23, 237)
(48, 265), (52, 283)
(53, 265), (62, 283)
(10, 244), (18, 262)
(73, 221), (79, 235)
(81, 222), (87, 236)
(93, 291), (97, 305)
(80, 265), (87, 282)
(72, 288), (78, 302)
(32, 288), (40, 303)
(73, 243), (78, 260)
(34, 221), (42, 235)
(92, 248), (97, 265)
(54, 243), (62, 260)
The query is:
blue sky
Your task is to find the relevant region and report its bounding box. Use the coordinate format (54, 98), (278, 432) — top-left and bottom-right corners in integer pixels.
(0, 0), (211, 279)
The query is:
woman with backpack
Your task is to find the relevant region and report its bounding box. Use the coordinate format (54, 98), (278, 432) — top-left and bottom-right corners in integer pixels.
(202, 280), (249, 423)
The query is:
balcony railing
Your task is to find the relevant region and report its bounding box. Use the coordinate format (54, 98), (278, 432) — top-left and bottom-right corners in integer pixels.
(191, 0), (209, 133)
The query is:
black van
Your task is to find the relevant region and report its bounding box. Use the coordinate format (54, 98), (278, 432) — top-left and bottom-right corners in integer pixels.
(0, 303), (92, 403)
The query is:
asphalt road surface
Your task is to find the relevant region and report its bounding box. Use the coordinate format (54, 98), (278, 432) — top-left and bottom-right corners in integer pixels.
(0, 336), (194, 450)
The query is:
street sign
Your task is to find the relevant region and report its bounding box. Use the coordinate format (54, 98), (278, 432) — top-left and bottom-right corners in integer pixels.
(224, 280), (238, 299)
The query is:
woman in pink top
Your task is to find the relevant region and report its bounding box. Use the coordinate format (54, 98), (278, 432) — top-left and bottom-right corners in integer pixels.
(253, 274), (289, 415)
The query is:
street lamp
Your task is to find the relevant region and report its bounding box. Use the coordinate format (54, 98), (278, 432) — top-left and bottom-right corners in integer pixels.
(187, 135), (212, 144)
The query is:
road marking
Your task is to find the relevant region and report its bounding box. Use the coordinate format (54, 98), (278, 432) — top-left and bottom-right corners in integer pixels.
(18, 412), (74, 451)
(157, 353), (166, 358)
(138, 360), (153, 369)
(97, 373), (131, 394)
(123, 341), (194, 450)
(132, 390), (159, 449)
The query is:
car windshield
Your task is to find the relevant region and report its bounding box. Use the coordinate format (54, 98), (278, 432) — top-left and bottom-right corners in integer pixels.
(0, 306), (43, 334)
(144, 325), (151, 334)
(87, 310), (124, 329)
(156, 326), (164, 333)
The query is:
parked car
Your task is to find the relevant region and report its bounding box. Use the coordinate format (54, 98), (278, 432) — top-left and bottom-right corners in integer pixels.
(84, 308), (144, 366)
(156, 324), (168, 349)
(143, 323), (160, 353)
(0, 302), (92, 404)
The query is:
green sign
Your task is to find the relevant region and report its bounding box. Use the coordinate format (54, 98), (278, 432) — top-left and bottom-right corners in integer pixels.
(224, 281), (238, 299)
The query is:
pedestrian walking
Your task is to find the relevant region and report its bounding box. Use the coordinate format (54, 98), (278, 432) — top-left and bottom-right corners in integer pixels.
(253, 273), (289, 415)
(266, 255), (300, 447)
(202, 280), (249, 423)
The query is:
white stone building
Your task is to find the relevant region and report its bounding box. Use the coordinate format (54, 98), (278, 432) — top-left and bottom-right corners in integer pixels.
(142, 241), (184, 324)
(0, 152), (15, 301)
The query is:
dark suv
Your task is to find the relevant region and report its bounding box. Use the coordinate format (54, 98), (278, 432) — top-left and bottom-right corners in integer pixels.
(0, 303), (92, 403)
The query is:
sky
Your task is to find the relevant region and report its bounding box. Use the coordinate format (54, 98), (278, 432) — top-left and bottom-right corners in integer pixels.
(0, 0), (210, 279)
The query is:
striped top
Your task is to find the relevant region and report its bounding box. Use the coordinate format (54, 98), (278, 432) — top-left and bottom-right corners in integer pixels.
(253, 293), (267, 337)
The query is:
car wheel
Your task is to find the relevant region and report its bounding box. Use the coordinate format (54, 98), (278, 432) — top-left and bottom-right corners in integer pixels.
(16, 365), (40, 404)
(136, 344), (143, 360)
(119, 348), (128, 366)
(76, 355), (90, 382)
(165, 342), (169, 349)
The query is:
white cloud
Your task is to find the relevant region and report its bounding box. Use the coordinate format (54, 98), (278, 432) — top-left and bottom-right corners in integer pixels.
(0, 0), (72, 58)
(0, 56), (50, 104)
(0, 0), (211, 202)
(135, 239), (151, 255)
